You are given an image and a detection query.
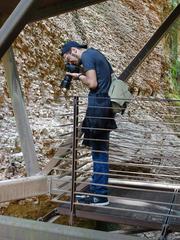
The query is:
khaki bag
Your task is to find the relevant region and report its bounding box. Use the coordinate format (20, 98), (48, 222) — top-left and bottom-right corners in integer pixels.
(108, 73), (132, 113)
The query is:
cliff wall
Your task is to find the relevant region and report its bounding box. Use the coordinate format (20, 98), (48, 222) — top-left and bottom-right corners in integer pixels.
(0, 0), (177, 179)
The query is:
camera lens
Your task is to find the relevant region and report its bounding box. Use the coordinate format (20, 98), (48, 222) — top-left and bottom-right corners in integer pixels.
(60, 75), (72, 90)
(60, 64), (80, 91)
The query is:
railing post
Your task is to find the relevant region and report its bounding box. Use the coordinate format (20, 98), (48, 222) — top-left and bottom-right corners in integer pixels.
(69, 96), (79, 225)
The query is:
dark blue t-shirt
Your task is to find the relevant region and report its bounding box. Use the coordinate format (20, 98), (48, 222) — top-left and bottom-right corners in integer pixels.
(81, 48), (112, 95)
(81, 48), (117, 145)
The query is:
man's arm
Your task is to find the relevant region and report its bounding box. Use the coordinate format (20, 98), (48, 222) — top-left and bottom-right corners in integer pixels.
(66, 69), (97, 90)
(79, 69), (97, 89)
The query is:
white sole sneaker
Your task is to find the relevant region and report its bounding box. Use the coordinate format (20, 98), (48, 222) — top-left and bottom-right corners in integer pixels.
(90, 201), (109, 206)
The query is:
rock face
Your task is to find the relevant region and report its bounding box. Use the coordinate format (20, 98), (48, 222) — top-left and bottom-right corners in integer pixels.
(0, 0), (179, 179)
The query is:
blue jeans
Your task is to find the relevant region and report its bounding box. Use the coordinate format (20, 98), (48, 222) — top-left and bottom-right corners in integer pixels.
(90, 131), (110, 195)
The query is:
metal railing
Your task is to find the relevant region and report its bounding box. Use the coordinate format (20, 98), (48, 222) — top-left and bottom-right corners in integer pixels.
(51, 95), (180, 238)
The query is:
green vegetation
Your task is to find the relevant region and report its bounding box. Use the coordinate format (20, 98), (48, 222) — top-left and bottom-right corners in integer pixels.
(165, 1), (180, 100)
(168, 59), (180, 101)
(171, 0), (180, 8)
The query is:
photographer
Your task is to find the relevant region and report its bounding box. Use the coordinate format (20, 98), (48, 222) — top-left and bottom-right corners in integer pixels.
(61, 41), (117, 206)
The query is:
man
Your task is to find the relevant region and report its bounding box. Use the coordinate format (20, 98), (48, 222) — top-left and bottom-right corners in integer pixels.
(61, 41), (117, 206)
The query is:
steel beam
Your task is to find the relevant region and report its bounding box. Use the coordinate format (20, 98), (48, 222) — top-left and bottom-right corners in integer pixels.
(0, 0), (107, 59)
(42, 128), (82, 175)
(0, 215), (142, 240)
(0, 0), (37, 59)
(0, 176), (49, 203)
(1, 174), (177, 204)
(28, 0), (107, 23)
(109, 178), (180, 190)
(119, 4), (180, 82)
(2, 47), (40, 176)
(58, 205), (180, 232)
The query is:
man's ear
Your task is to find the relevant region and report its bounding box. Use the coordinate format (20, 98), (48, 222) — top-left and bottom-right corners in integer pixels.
(71, 47), (78, 55)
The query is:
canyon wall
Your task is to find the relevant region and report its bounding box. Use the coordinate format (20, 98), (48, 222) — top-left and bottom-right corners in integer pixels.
(1, 0), (177, 179)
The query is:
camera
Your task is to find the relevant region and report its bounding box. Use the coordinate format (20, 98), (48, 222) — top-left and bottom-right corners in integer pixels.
(60, 63), (80, 91)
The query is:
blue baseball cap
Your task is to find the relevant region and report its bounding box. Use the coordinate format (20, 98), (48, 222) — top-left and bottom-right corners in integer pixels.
(61, 41), (87, 56)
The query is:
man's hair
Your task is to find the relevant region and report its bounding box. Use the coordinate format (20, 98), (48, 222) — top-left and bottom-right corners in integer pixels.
(60, 41), (87, 56)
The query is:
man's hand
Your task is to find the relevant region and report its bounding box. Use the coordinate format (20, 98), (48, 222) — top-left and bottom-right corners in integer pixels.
(66, 72), (81, 80)
(66, 70), (97, 89)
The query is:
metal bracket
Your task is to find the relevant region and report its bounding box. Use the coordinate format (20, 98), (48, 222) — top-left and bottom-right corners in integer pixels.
(38, 208), (61, 222)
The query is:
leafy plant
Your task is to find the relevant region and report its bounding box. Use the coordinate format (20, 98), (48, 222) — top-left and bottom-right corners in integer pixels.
(171, 0), (180, 8)
(170, 60), (180, 92)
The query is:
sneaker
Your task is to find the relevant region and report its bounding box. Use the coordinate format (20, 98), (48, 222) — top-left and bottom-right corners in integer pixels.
(75, 193), (89, 199)
(77, 196), (109, 206)
(75, 186), (93, 200)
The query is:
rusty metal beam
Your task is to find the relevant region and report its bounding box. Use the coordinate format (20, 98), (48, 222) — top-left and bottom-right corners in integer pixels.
(28, 0), (107, 23)
(0, 1), (20, 16)
(0, 215), (142, 240)
(0, 1), (107, 23)
(41, 137), (73, 175)
(119, 4), (180, 82)
(0, 0), (37, 59)
(0, 0), (107, 60)
(42, 127), (82, 175)
(0, 176), (49, 203)
(2, 47), (40, 176)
